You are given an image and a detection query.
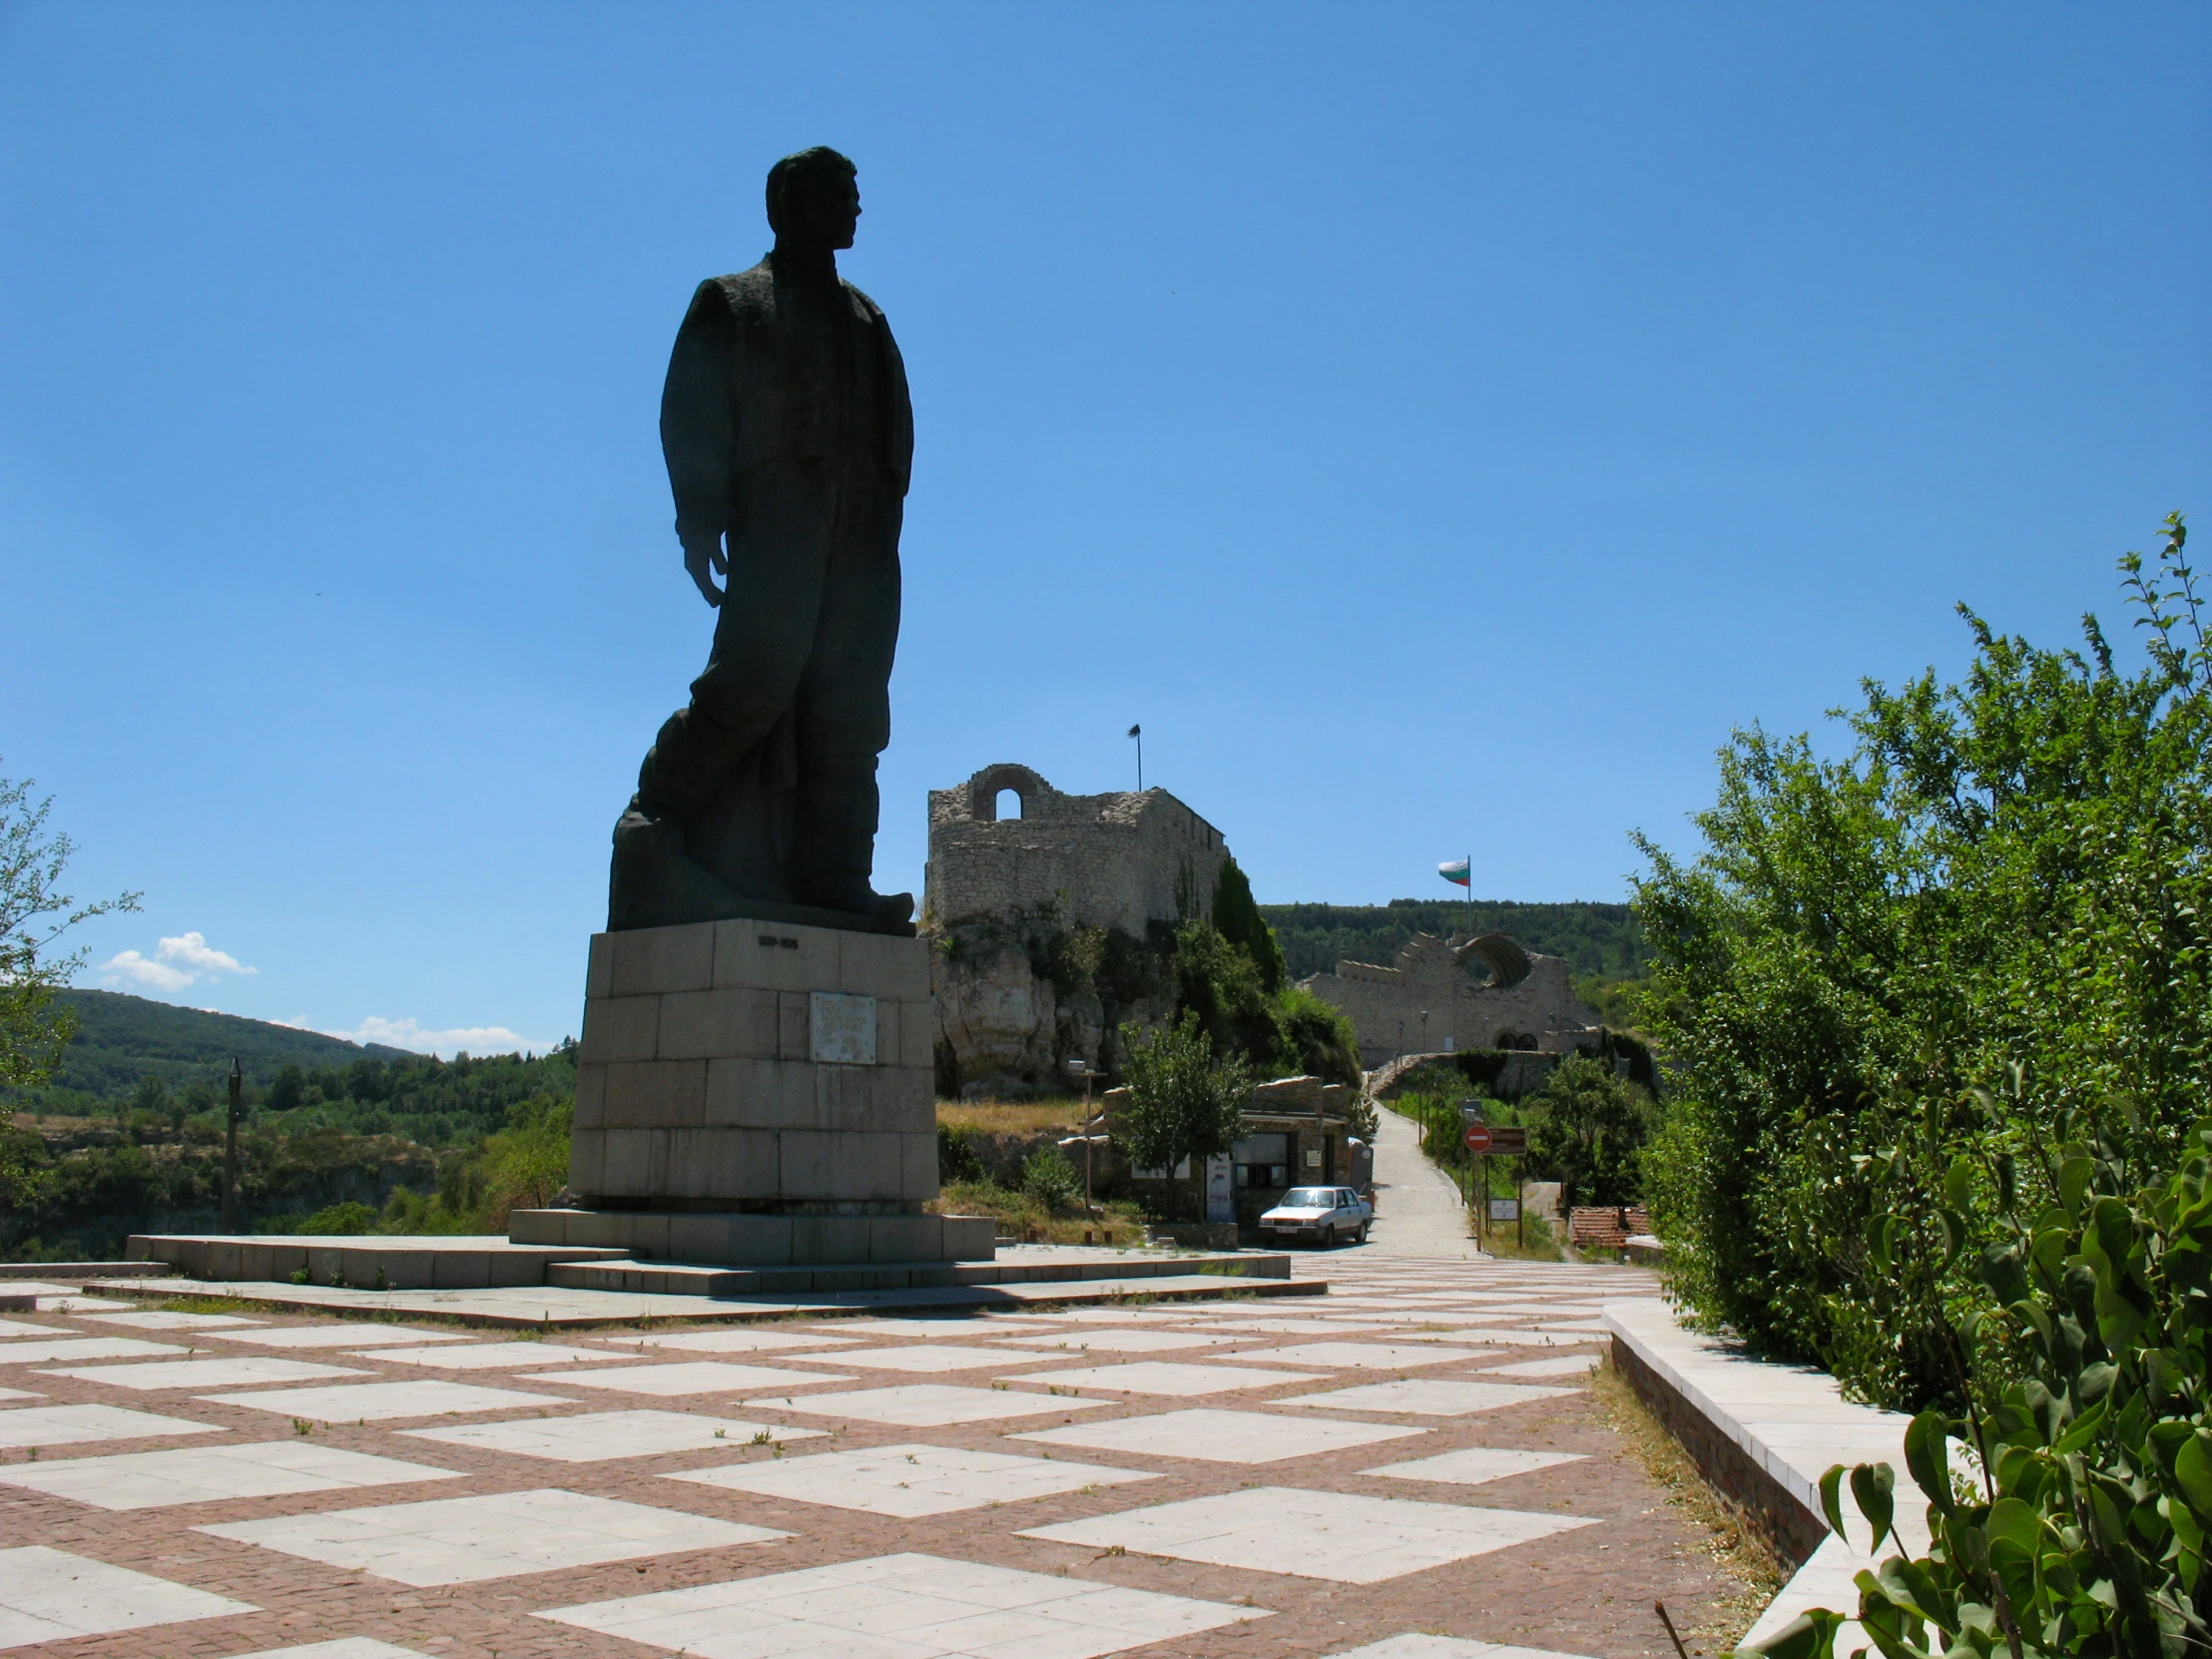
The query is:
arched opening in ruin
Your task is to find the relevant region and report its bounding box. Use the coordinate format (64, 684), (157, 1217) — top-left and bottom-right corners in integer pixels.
(994, 788), (1024, 821)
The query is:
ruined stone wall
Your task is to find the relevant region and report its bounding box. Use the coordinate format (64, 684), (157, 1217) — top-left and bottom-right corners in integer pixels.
(925, 764), (1229, 934)
(924, 765), (1226, 1096)
(1299, 932), (1601, 1068)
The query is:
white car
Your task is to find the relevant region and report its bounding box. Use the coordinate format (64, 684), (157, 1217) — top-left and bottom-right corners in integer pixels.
(1259, 1186), (1373, 1248)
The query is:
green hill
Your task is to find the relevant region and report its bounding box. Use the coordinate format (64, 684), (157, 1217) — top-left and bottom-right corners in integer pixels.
(32, 989), (413, 1102)
(1257, 898), (1647, 981)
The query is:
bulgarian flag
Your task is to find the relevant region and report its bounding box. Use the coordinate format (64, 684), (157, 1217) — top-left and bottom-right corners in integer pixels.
(1437, 856), (1471, 887)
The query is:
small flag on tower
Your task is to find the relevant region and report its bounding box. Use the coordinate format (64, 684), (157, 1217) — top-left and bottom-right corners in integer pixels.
(1437, 856), (1471, 887)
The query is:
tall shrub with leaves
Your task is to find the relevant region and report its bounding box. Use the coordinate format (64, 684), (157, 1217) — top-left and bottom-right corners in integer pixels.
(1114, 1010), (1252, 1221)
(1754, 1095), (2212, 1658)
(1524, 1054), (1653, 1207)
(1637, 519), (2212, 1408)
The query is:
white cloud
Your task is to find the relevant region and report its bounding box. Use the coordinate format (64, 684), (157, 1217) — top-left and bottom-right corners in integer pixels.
(324, 1016), (546, 1059)
(103, 931), (257, 994)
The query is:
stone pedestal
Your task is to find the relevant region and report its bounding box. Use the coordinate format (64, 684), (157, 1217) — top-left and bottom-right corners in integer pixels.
(527, 916), (992, 1268)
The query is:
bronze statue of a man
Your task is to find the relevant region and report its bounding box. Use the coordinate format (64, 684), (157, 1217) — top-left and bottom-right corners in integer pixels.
(611, 147), (915, 934)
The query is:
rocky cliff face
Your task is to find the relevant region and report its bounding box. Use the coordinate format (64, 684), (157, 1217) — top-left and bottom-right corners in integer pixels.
(927, 905), (1172, 1098)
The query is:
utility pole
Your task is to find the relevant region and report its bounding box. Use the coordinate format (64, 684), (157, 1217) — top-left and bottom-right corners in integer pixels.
(1127, 724), (1143, 791)
(1060, 1058), (1109, 1220)
(221, 1057), (244, 1233)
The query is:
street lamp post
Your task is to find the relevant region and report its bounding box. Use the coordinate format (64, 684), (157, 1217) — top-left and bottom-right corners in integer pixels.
(1060, 1057), (1105, 1217)
(221, 1057), (243, 1233)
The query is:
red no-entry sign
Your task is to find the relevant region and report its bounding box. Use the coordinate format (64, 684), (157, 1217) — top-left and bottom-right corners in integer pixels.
(1462, 1123), (1492, 1154)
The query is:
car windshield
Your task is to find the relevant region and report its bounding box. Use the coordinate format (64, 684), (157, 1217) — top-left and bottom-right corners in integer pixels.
(1283, 1188), (1336, 1208)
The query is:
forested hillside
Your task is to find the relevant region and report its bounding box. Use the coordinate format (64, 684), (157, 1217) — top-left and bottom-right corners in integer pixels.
(3, 992), (577, 1260)
(1257, 898), (1647, 980)
(36, 990), (412, 1101)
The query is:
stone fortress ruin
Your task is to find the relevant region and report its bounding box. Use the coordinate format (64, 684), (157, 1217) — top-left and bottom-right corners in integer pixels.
(1297, 930), (1603, 1070)
(924, 764), (1229, 1096)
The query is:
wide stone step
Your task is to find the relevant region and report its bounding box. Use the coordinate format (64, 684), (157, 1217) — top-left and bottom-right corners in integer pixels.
(548, 1248), (1298, 1298)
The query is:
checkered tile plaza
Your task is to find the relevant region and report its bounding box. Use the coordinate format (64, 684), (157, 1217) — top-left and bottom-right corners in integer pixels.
(0, 1250), (1744, 1657)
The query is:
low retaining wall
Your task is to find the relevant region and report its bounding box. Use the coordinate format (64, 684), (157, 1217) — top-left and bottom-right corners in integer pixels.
(130, 1234), (627, 1291)
(1604, 1299), (1936, 1653)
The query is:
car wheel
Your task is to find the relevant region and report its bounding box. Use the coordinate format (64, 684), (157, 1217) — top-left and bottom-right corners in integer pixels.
(1321, 1225), (1337, 1250)
(1356, 1224), (1369, 1244)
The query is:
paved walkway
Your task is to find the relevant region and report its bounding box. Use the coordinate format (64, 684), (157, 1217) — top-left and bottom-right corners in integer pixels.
(1365, 1103), (1483, 1259)
(0, 1252), (1743, 1659)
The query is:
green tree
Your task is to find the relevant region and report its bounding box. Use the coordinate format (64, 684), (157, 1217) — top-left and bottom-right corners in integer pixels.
(1171, 919), (1281, 1071)
(1274, 983), (1363, 1089)
(1211, 857), (1285, 994)
(1523, 1054), (1652, 1207)
(1637, 518), (2212, 1409)
(1, 769), (138, 1192)
(1114, 1010), (1252, 1222)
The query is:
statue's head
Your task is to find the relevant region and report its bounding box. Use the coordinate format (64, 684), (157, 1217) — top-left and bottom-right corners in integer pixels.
(767, 147), (860, 251)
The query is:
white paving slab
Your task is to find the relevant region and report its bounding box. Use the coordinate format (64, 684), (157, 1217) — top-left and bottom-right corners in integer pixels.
(1006, 1361), (1330, 1396)
(523, 1361), (846, 1394)
(0, 1543), (257, 1647)
(75, 1311), (264, 1330)
(0, 1337), (189, 1364)
(0, 1402), (222, 1447)
(1364, 1446), (1588, 1486)
(0, 1438), (463, 1509)
(1021, 1485), (1599, 1582)
(1326, 1634), (1599, 1659)
(1478, 1357), (1598, 1380)
(1214, 1342), (1495, 1371)
(39, 1357), (367, 1389)
(222, 1642), (433, 1659)
(207, 1324), (476, 1349)
(1020, 1307), (1198, 1324)
(992, 1329), (1241, 1353)
(812, 1344), (1060, 1373)
(1276, 1380), (1575, 1415)
(35, 1297), (139, 1312)
(668, 1441), (1160, 1516)
(536, 1548), (1266, 1659)
(0, 1322), (63, 1340)
(1013, 1407), (1425, 1464)
(198, 1380), (572, 1421)
(817, 1318), (1048, 1337)
(365, 1342), (622, 1369)
(198, 1486), (785, 1586)
(1177, 1318), (1391, 1336)
(403, 1409), (824, 1461)
(0, 1390), (34, 1403)
(595, 1328), (860, 1354)
(742, 1382), (1110, 1426)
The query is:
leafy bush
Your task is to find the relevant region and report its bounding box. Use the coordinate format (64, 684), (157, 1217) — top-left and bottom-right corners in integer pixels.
(286, 1201), (378, 1235)
(1211, 857), (1286, 994)
(1018, 1147), (1082, 1209)
(1524, 1054), (1654, 1207)
(1114, 1009), (1252, 1221)
(1637, 521), (2212, 1409)
(936, 1123), (985, 1184)
(1761, 1106), (2212, 1658)
(1274, 984), (1364, 1089)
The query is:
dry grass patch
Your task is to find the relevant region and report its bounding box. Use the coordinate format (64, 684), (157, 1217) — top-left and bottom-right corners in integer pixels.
(1589, 1352), (1786, 1651)
(934, 1098), (1090, 1135)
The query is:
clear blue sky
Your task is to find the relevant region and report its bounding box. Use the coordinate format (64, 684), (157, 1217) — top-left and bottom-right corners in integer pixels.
(4, 3), (2206, 1053)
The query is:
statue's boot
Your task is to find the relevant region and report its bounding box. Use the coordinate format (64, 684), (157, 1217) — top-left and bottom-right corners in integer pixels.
(790, 760), (913, 926)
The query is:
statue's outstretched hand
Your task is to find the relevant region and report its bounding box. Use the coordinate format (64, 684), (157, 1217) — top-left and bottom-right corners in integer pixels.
(682, 531), (729, 608)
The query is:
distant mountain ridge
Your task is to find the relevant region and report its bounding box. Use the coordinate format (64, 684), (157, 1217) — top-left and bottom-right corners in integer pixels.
(1256, 898), (1646, 982)
(32, 989), (416, 1101)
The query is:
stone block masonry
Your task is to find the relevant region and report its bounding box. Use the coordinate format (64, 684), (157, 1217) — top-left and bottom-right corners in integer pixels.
(925, 763), (1229, 937)
(571, 917), (937, 1215)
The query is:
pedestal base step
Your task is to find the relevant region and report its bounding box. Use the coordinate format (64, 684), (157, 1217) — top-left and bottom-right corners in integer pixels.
(547, 1246), (1296, 1298)
(129, 1234), (631, 1291)
(510, 1208), (996, 1268)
